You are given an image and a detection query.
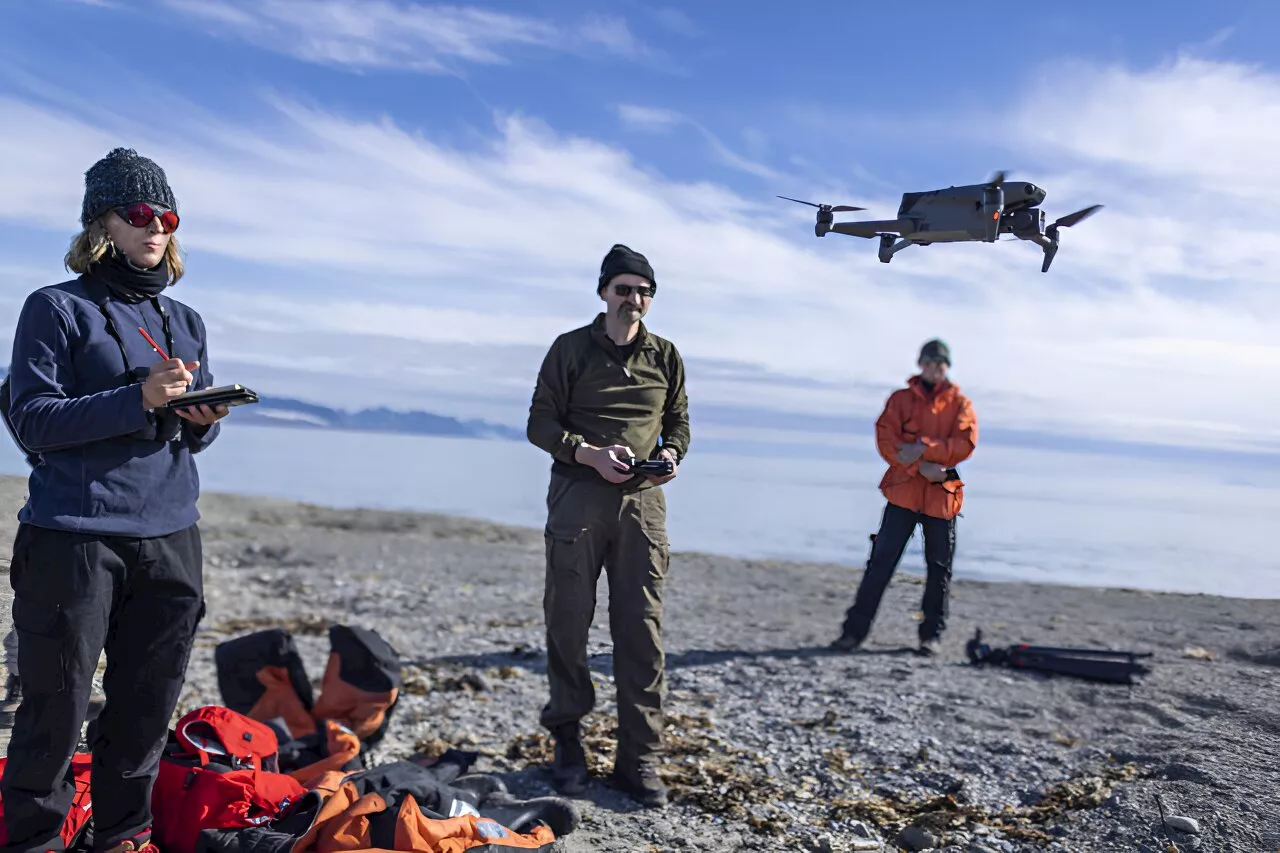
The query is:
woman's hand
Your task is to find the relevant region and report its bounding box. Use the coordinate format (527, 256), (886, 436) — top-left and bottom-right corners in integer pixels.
(174, 403), (229, 426)
(141, 358), (198, 409)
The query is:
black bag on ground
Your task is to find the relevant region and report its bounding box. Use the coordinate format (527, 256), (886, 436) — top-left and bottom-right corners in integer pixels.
(215, 628), (317, 740)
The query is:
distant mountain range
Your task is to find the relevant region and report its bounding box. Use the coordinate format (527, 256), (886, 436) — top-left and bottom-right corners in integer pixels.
(0, 369), (523, 441)
(234, 394), (524, 441)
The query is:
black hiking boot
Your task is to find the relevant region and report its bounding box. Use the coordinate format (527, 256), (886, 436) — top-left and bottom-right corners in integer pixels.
(917, 636), (942, 657)
(607, 761), (668, 809)
(550, 726), (589, 795)
(829, 630), (865, 652)
(0, 673), (20, 728)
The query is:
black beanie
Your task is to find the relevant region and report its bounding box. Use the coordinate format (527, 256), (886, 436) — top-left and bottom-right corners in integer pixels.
(919, 339), (951, 365)
(597, 244), (656, 294)
(81, 147), (178, 226)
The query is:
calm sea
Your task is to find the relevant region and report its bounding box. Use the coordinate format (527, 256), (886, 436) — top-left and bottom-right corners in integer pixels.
(0, 424), (1276, 599)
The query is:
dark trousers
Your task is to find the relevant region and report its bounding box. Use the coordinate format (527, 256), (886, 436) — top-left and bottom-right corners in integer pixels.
(539, 475), (670, 769)
(1, 522), (204, 853)
(841, 502), (956, 643)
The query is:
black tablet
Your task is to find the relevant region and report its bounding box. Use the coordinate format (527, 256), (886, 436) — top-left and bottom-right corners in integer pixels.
(165, 384), (260, 410)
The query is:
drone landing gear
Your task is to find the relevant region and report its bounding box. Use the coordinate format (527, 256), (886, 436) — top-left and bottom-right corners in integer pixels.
(1025, 234), (1060, 273)
(878, 234), (911, 264)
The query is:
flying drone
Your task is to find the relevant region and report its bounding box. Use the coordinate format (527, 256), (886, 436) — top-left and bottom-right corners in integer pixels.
(779, 171), (1102, 272)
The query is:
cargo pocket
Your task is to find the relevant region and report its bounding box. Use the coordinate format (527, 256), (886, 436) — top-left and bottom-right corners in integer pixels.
(153, 594), (206, 679)
(940, 480), (964, 519)
(637, 488), (670, 582)
(544, 477), (591, 547)
(12, 596), (68, 693)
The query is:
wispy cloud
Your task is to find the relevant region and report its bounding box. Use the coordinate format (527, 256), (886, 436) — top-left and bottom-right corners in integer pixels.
(1010, 54), (1280, 203)
(615, 102), (783, 180)
(155, 0), (654, 72)
(616, 104), (683, 132)
(1, 53), (1279, 454)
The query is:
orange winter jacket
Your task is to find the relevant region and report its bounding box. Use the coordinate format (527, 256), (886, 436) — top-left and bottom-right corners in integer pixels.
(875, 376), (977, 520)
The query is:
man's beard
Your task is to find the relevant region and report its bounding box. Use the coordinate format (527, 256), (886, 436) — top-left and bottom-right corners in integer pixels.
(618, 304), (642, 319)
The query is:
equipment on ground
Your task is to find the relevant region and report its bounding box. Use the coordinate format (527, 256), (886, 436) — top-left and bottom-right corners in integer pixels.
(964, 627), (1152, 685)
(779, 171), (1102, 272)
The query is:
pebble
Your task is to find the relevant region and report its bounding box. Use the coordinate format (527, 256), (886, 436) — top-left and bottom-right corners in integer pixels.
(1166, 815), (1201, 835)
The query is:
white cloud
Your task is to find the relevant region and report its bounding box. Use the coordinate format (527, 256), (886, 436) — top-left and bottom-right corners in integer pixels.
(154, 0), (653, 72)
(614, 103), (782, 180)
(1010, 54), (1280, 203)
(616, 104), (683, 133)
(1, 54), (1279, 455)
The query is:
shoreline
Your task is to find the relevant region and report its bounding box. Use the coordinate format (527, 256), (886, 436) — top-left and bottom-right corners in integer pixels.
(188, 481), (1276, 605)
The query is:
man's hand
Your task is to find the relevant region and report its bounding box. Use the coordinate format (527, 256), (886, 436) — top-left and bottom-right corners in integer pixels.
(575, 443), (635, 484)
(645, 447), (679, 485)
(919, 461), (948, 483)
(141, 358), (199, 410)
(896, 441), (926, 465)
(175, 403), (230, 427)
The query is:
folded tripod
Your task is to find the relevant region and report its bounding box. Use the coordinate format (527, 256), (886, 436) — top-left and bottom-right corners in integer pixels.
(965, 627), (1153, 685)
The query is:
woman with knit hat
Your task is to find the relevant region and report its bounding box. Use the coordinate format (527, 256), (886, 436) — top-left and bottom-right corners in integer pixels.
(0, 148), (225, 853)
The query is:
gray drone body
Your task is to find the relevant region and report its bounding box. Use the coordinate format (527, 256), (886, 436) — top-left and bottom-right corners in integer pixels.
(780, 172), (1101, 272)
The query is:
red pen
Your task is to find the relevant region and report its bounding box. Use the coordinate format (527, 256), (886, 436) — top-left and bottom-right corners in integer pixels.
(137, 326), (170, 361)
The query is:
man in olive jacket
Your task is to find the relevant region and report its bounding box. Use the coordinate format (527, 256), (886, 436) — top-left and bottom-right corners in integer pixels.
(526, 243), (690, 808)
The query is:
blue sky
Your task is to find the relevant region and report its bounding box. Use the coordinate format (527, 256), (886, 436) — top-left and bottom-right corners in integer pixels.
(2, 0), (1279, 458)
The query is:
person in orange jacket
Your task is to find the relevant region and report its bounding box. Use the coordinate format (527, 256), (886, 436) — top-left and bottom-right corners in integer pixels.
(831, 339), (978, 656)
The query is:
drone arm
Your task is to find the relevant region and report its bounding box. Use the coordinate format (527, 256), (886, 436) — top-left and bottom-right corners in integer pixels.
(828, 219), (910, 238)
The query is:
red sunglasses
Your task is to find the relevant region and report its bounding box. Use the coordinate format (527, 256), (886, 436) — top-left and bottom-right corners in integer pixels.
(114, 202), (180, 233)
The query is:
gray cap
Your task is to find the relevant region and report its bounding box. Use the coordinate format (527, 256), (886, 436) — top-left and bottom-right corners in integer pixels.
(919, 339), (951, 365)
(80, 147), (178, 226)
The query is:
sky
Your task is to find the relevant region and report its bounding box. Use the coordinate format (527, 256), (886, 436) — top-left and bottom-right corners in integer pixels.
(2, 0), (1279, 460)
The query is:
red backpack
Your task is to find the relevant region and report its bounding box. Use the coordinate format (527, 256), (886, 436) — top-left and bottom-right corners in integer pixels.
(0, 752), (94, 849)
(150, 706), (307, 853)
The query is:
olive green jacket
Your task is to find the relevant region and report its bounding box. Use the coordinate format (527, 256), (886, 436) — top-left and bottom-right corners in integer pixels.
(526, 313), (690, 488)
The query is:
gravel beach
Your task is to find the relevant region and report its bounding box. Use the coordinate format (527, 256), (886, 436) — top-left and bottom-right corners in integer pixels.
(0, 473), (1276, 852)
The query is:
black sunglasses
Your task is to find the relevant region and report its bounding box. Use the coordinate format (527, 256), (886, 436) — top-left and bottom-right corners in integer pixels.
(612, 283), (654, 298)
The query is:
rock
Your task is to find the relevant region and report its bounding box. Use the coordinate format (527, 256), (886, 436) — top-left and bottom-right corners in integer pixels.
(1166, 815), (1201, 835)
(897, 825), (939, 852)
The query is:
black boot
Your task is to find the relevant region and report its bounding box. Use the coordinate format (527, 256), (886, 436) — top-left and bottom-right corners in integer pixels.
(550, 725), (588, 795)
(0, 673), (20, 728)
(607, 759), (668, 808)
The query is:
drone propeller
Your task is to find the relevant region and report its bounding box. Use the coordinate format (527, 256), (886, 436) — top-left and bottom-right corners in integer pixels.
(1040, 204), (1103, 273)
(776, 195), (866, 213)
(985, 170), (1007, 188)
(1048, 204), (1103, 231)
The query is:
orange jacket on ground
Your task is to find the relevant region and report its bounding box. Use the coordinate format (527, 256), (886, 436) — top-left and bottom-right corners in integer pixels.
(289, 774), (557, 852)
(875, 375), (977, 520)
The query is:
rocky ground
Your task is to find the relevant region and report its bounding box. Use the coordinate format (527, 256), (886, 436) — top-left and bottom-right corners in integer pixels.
(1, 474), (1277, 852)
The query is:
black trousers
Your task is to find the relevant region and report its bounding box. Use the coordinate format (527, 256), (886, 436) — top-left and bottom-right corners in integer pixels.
(841, 502), (956, 643)
(1, 522), (204, 853)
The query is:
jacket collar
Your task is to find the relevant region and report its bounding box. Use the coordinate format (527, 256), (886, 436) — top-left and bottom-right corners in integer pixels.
(590, 312), (652, 354)
(907, 373), (957, 402)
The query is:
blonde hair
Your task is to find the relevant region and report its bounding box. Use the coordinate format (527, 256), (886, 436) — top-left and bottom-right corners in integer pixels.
(63, 214), (185, 284)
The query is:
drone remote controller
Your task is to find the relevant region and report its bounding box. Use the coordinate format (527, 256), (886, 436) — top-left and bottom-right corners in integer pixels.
(620, 456), (674, 478)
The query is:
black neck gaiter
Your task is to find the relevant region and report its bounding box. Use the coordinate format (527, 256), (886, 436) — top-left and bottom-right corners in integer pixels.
(97, 248), (169, 303)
